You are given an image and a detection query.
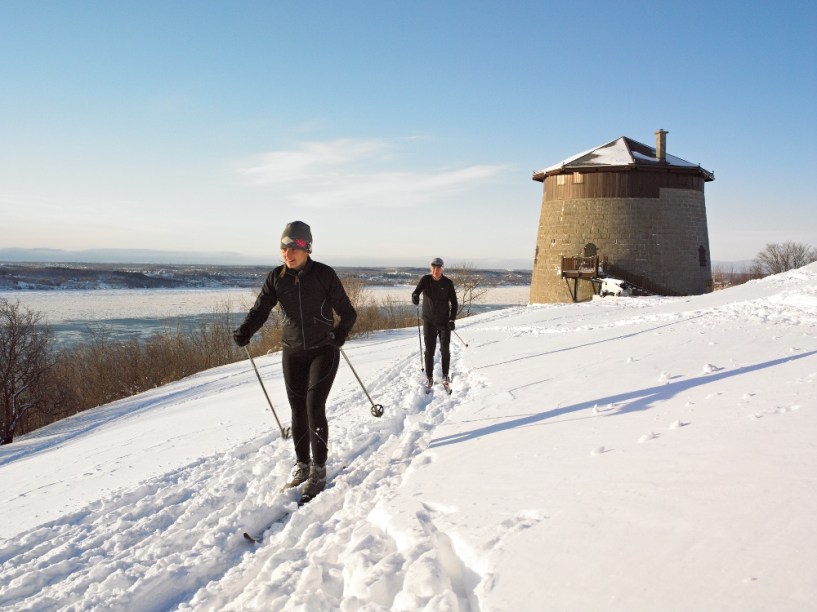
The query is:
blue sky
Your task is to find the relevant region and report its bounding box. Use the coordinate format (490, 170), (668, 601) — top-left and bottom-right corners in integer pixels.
(1, 1), (815, 268)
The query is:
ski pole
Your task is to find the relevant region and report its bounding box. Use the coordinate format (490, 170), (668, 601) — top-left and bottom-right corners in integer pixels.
(453, 329), (469, 347)
(339, 347), (384, 418)
(244, 346), (291, 439)
(415, 305), (424, 371)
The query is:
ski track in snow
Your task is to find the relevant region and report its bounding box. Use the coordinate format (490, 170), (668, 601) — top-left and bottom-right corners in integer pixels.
(0, 338), (488, 611)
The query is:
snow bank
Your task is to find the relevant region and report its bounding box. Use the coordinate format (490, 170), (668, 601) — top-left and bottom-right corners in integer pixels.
(1, 264), (816, 611)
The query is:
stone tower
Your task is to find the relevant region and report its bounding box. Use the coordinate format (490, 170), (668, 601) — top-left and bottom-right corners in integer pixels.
(529, 130), (715, 303)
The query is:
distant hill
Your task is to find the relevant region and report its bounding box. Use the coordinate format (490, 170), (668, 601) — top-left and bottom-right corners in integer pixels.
(0, 262), (531, 291)
(0, 248), (265, 266)
(0, 248), (533, 270)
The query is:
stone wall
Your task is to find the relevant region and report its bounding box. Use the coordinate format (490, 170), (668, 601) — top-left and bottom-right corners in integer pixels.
(529, 187), (713, 303)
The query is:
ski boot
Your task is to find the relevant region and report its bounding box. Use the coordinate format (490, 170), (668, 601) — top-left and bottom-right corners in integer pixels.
(299, 463), (327, 505)
(282, 461), (309, 490)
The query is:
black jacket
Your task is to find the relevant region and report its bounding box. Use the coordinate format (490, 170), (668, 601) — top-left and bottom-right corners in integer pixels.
(236, 258), (357, 351)
(412, 274), (457, 327)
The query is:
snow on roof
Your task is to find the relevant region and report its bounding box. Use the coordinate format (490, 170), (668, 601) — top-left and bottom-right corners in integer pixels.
(533, 136), (713, 181)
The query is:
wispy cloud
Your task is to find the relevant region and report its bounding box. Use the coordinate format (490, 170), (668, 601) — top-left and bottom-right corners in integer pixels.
(235, 139), (392, 185)
(233, 138), (507, 208)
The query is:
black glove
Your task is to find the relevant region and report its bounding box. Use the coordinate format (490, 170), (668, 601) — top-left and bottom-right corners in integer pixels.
(411, 294), (419, 306)
(449, 320), (456, 331)
(233, 329), (251, 347)
(331, 328), (347, 347)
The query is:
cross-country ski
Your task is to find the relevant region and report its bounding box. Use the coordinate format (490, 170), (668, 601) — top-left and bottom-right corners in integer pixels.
(243, 511), (289, 544)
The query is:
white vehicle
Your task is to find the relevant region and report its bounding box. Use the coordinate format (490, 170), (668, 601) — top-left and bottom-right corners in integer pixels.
(599, 278), (631, 297)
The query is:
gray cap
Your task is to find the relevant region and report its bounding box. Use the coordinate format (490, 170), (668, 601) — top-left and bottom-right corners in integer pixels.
(280, 221), (312, 252)
(431, 257), (444, 267)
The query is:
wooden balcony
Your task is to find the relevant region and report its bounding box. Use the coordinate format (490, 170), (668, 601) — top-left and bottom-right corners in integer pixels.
(560, 256), (602, 301)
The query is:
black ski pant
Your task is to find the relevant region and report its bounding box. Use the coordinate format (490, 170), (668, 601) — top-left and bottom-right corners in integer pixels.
(281, 344), (339, 466)
(423, 322), (451, 379)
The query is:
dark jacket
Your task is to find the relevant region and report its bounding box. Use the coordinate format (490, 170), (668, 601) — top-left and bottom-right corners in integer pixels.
(236, 258), (357, 351)
(412, 274), (457, 327)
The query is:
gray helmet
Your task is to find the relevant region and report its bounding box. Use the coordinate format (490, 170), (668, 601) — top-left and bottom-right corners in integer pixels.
(431, 257), (444, 267)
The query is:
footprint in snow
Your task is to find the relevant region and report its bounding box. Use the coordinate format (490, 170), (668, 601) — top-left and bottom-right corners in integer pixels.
(750, 405), (800, 419)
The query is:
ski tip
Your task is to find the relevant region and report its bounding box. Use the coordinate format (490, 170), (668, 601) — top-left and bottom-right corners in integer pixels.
(243, 532), (260, 544)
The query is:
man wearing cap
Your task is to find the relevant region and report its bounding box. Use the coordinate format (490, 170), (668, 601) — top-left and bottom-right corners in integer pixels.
(412, 258), (458, 387)
(233, 220), (357, 503)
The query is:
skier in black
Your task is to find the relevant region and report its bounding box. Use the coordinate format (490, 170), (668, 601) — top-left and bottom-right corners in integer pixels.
(412, 257), (458, 387)
(233, 221), (357, 502)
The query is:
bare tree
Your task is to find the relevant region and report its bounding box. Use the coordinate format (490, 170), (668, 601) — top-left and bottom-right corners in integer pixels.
(752, 242), (817, 276)
(447, 262), (490, 317)
(0, 299), (52, 444)
(337, 274), (377, 335)
(193, 301), (241, 368)
(712, 262), (763, 289)
(338, 274), (370, 312)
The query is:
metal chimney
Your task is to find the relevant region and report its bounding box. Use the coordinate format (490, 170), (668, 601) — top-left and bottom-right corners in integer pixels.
(655, 129), (668, 162)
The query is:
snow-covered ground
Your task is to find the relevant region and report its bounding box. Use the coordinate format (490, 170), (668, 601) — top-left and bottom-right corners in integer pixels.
(1, 266), (816, 611)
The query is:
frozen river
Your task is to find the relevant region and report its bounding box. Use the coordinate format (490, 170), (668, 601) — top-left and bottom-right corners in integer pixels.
(0, 286), (530, 322)
(1, 287), (263, 323)
(1, 285), (530, 346)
